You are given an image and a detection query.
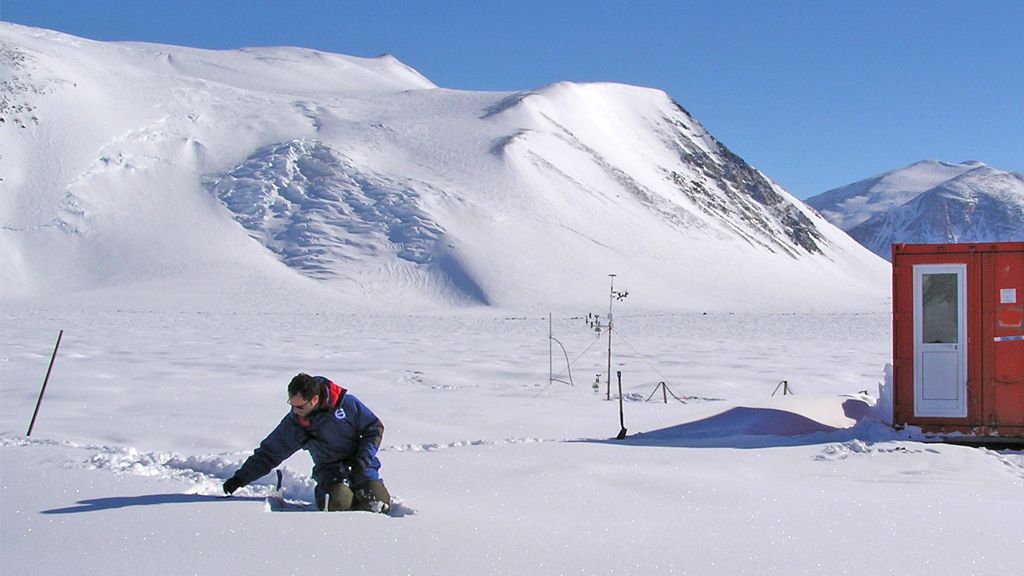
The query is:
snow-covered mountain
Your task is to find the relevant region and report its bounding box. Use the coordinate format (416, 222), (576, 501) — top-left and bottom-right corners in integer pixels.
(9, 26), (1023, 576)
(0, 24), (887, 312)
(805, 161), (1024, 260)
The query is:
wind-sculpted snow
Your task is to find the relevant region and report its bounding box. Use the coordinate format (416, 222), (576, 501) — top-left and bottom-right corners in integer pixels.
(203, 139), (494, 304)
(205, 140), (446, 272)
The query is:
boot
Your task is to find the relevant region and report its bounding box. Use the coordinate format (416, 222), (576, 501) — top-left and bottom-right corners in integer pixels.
(352, 479), (391, 514)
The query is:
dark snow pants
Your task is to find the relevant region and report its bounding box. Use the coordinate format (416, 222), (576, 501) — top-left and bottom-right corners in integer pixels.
(315, 479), (391, 513)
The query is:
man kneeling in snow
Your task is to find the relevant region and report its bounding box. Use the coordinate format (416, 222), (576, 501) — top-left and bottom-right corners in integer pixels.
(223, 373), (391, 513)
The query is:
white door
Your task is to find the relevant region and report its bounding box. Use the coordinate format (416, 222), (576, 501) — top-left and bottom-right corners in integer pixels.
(913, 264), (967, 417)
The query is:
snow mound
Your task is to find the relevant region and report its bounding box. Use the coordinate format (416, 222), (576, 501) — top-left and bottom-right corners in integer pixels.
(611, 393), (899, 448)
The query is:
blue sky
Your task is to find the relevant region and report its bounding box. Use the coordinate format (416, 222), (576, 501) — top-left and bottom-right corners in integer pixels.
(3, 0), (1021, 199)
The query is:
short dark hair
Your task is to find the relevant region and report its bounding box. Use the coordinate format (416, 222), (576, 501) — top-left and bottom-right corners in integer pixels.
(288, 373), (321, 400)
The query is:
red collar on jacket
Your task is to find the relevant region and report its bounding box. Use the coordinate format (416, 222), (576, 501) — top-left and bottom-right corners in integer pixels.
(295, 379), (346, 429)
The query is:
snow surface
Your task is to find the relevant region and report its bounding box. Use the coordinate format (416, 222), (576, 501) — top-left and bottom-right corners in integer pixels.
(4, 305), (1024, 576)
(2, 24), (1022, 576)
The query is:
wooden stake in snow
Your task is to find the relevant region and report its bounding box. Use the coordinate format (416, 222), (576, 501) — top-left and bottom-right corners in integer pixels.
(27, 330), (63, 437)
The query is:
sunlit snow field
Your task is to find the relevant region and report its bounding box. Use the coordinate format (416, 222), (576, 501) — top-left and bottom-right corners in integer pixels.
(1, 23), (1021, 576)
(3, 304), (1022, 576)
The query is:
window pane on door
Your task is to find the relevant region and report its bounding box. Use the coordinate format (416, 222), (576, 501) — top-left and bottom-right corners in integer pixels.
(922, 273), (959, 343)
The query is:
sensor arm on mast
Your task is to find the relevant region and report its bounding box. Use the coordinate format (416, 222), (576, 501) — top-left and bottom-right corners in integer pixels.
(605, 274), (627, 400)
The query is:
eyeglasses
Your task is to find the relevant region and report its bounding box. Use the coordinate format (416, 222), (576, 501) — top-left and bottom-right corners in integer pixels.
(288, 397), (315, 410)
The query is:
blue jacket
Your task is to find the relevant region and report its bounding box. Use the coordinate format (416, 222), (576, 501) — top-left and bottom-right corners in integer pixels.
(234, 377), (384, 489)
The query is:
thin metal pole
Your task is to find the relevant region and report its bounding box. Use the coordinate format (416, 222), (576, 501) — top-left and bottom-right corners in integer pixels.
(605, 274), (615, 401)
(27, 330), (63, 437)
(615, 370), (627, 439)
(605, 322), (612, 400)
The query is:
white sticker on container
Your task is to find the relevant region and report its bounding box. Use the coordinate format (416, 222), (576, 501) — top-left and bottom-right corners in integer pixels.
(1001, 288), (1017, 304)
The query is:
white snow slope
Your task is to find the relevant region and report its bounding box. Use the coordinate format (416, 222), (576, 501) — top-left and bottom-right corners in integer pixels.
(5, 25), (1021, 576)
(0, 23), (887, 313)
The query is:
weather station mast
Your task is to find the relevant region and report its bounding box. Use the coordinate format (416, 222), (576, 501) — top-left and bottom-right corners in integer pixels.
(604, 274), (629, 400)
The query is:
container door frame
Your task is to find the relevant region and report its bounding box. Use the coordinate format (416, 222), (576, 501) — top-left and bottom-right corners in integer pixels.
(913, 263), (968, 418)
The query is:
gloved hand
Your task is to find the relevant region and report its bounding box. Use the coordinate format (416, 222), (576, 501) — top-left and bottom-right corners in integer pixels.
(346, 459), (365, 477)
(223, 475), (244, 495)
(348, 451), (373, 476)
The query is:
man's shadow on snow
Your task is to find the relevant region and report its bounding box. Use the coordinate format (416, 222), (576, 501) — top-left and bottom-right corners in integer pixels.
(42, 493), (416, 516)
(586, 398), (874, 449)
(42, 493), (263, 514)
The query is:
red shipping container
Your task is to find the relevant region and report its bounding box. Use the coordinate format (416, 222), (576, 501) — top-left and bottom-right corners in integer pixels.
(892, 242), (1024, 438)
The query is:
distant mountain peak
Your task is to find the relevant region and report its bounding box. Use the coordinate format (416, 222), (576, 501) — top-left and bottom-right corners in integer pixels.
(806, 160), (1024, 260)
